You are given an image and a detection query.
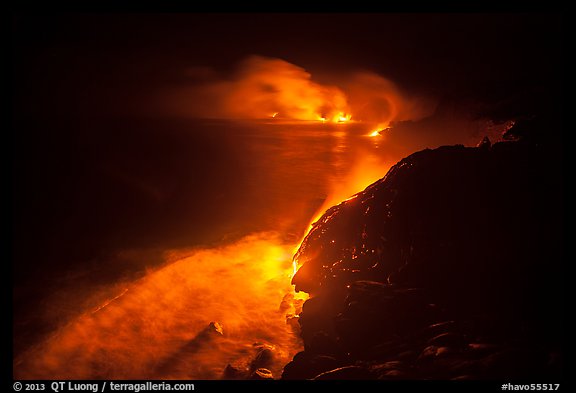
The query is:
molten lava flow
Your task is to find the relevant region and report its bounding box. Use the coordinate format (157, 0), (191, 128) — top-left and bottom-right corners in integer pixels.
(292, 154), (395, 275)
(368, 124), (391, 137)
(14, 233), (306, 380)
(337, 113), (352, 123)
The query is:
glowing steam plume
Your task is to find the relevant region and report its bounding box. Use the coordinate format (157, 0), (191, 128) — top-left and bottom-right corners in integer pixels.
(160, 56), (435, 127)
(225, 57), (351, 123)
(341, 71), (436, 136)
(14, 233), (307, 380)
(166, 56), (351, 123)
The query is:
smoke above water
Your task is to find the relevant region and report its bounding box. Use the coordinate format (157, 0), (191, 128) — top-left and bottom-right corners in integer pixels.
(159, 55), (436, 127)
(14, 233), (306, 379)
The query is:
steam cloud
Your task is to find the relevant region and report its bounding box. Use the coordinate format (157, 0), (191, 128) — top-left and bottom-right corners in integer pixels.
(160, 55), (436, 126)
(14, 233), (305, 379)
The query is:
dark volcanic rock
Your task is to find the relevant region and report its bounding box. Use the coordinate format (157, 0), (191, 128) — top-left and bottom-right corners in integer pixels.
(222, 364), (247, 380)
(281, 351), (346, 380)
(250, 344), (275, 372)
(154, 321), (225, 376)
(284, 133), (563, 380)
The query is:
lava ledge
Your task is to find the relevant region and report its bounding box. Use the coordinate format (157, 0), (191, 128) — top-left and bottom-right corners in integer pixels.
(284, 133), (563, 380)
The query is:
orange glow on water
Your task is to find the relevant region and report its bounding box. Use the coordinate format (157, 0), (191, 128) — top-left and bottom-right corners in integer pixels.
(15, 233), (307, 380)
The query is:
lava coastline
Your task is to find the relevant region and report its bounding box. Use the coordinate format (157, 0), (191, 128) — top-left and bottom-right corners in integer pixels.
(284, 121), (563, 380)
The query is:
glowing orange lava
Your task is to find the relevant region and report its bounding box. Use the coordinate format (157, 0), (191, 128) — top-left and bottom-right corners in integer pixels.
(337, 113), (351, 123)
(292, 154), (394, 275)
(368, 124), (391, 137)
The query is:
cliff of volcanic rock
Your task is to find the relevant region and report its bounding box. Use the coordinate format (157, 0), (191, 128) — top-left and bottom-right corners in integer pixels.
(284, 125), (563, 380)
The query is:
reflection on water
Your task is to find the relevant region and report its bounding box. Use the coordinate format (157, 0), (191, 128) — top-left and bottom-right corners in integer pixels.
(13, 118), (488, 379)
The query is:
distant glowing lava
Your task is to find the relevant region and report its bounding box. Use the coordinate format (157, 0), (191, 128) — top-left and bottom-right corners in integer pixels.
(314, 112), (352, 124)
(368, 125), (391, 137)
(338, 113), (352, 123)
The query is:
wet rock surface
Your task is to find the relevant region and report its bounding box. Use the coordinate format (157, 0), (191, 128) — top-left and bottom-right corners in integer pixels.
(283, 132), (563, 380)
